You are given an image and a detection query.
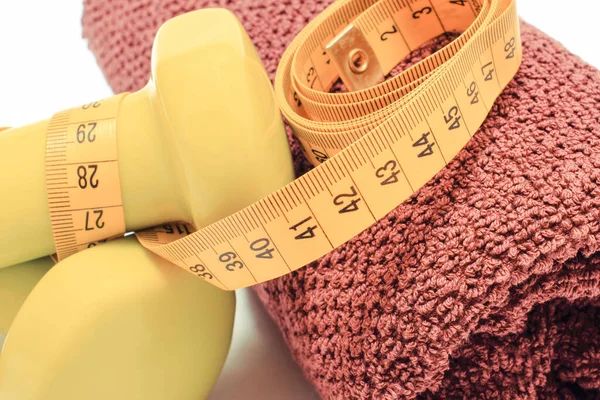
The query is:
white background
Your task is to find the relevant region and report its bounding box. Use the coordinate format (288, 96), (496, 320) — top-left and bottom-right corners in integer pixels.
(0, 1), (597, 399)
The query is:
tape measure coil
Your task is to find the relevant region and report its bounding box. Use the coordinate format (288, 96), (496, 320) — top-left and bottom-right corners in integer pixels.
(45, 0), (522, 290)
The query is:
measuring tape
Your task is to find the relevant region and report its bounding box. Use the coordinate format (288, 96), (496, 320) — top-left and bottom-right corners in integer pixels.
(46, 0), (521, 290)
(46, 95), (127, 260)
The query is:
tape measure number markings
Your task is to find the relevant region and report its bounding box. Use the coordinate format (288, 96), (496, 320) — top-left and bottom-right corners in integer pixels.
(44, 0), (522, 290)
(136, 0), (522, 290)
(46, 95), (127, 261)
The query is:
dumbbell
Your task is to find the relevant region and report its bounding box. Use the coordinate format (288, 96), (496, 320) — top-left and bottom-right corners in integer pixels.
(0, 8), (294, 268)
(0, 9), (294, 399)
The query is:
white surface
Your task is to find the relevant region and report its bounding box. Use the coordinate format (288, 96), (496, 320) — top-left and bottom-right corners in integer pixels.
(0, 1), (597, 399)
(0, 2), (112, 127)
(0, 1), (599, 127)
(208, 289), (319, 400)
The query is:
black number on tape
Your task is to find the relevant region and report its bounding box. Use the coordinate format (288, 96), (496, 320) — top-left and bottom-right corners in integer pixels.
(481, 61), (495, 81)
(82, 101), (101, 110)
(467, 81), (480, 105)
(250, 238), (275, 259)
(87, 239), (107, 248)
(290, 216), (318, 240)
(505, 37), (516, 59)
(190, 264), (213, 280)
(413, 7), (432, 18)
(219, 252), (244, 271)
(311, 149), (328, 163)
(163, 224), (191, 235)
(85, 210), (104, 231)
(77, 164), (99, 189)
(76, 122), (97, 143)
(293, 91), (302, 107)
(444, 106), (462, 130)
(450, 0), (466, 5)
(380, 25), (398, 41)
(376, 160), (402, 185)
(307, 67), (317, 88)
(413, 132), (436, 158)
(333, 186), (362, 213)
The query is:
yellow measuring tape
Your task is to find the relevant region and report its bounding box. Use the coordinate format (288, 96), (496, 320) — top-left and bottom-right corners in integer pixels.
(46, 95), (127, 259)
(46, 0), (521, 290)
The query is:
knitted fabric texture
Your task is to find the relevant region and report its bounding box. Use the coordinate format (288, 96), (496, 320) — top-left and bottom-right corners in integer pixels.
(82, 1), (600, 398)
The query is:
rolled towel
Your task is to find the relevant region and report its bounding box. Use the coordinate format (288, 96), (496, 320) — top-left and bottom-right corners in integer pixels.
(83, 0), (600, 398)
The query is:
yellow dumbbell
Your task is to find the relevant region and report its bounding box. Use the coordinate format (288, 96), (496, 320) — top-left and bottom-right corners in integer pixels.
(0, 8), (294, 268)
(0, 237), (235, 400)
(0, 257), (53, 335)
(0, 8), (295, 399)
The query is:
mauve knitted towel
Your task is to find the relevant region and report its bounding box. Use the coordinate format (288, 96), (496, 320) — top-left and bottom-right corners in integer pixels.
(82, 1), (600, 398)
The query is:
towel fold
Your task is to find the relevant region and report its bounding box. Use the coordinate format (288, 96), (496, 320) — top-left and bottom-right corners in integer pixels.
(83, 0), (600, 397)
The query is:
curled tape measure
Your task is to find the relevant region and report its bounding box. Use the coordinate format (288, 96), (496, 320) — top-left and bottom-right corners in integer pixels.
(46, 0), (521, 290)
